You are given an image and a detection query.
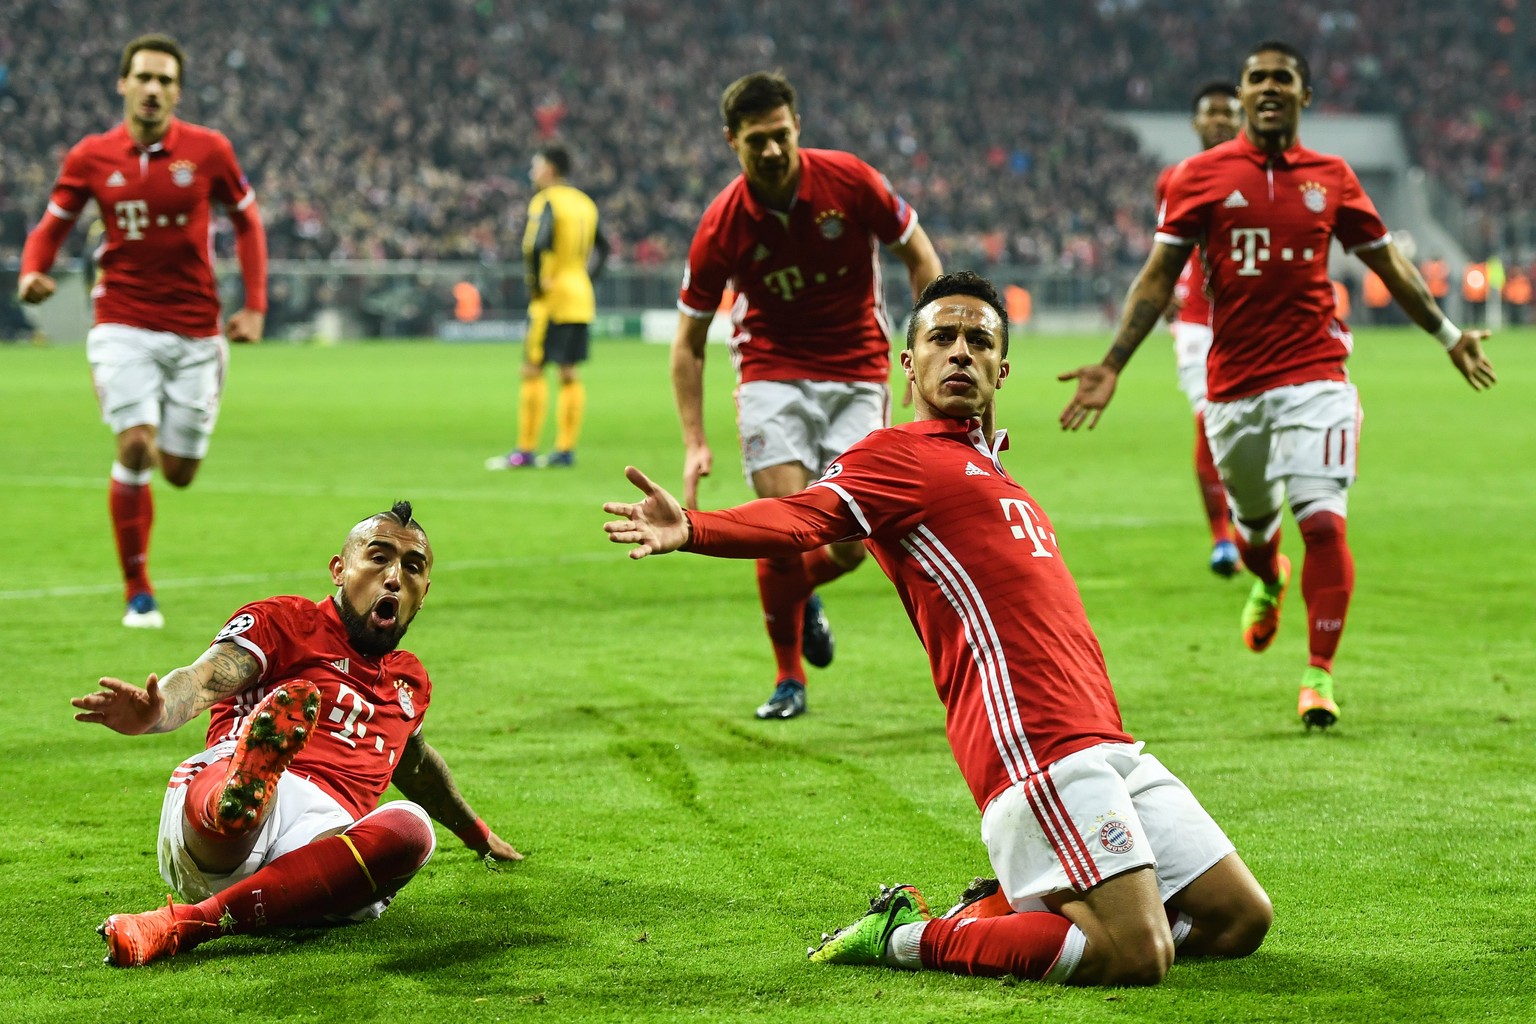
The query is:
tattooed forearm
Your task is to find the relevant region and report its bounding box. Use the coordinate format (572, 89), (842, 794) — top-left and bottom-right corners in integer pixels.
(1105, 299), (1164, 370)
(392, 737), (479, 832)
(151, 643), (261, 733)
(1103, 244), (1187, 371)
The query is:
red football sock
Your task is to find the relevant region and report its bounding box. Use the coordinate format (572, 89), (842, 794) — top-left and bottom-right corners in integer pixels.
(109, 467), (155, 600)
(173, 805), (435, 951)
(756, 556), (810, 682)
(1297, 512), (1354, 672)
(182, 757), (245, 844)
(1193, 414), (1231, 544)
(1233, 527), (1282, 585)
(920, 912), (1075, 980)
(803, 546), (853, 589)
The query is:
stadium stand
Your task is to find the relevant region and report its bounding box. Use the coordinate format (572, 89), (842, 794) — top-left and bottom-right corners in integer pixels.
(1, 0), (1529, 274)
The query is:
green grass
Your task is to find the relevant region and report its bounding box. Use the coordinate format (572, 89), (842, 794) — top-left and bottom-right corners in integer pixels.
(1, 328), (1532, 1022)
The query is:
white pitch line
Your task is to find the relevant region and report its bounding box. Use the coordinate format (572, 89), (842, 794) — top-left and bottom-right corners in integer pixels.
(0, 551), (615, 601)
(2, 476), (575, 505)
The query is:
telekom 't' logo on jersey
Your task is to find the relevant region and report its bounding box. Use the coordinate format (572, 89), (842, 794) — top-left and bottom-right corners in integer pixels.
(115, 200), (150, 240)
(762, 265), (806, 300)
(999, 497), (1056, 558)
(1230, 227), (1270, 276)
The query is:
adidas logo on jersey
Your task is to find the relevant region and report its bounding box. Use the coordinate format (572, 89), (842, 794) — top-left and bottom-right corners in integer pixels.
(1222, 190), (1249, 208)
(106, 171), (126, 188)
(965, 462), (991, 477)
(330, 658), (350, 674)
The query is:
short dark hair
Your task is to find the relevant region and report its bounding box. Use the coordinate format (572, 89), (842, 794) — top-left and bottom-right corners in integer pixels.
(721, 71), (797, 133)
(1248, 40), (1310, 91)
(1191, 80), (1239, 114)
(538, 145), (571, 177)
(120, 34), (186, 85)
(906, 271), (1010, 356)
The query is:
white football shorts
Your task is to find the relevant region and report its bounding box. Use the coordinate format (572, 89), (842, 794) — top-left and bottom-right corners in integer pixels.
(980, 742), (1235, 905)
(87, 323), (228, 459)
(158, 742), (433, 920)
(734, 379), (889, 481)
(1202, 380), (1362, 520)
(1170, 321), (1213, 411)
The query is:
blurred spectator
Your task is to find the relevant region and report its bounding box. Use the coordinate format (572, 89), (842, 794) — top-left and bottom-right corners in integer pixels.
(1, 1), (1528, 269)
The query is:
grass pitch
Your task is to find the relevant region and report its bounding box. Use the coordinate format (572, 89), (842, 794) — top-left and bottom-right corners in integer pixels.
(1, 327), (1532, 1022)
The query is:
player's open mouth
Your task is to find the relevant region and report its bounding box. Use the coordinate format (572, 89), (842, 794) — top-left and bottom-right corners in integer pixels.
(370, 595), (399, 628)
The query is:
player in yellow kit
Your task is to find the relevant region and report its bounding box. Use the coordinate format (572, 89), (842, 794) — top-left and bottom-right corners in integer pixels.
(487, 145), (611, 469)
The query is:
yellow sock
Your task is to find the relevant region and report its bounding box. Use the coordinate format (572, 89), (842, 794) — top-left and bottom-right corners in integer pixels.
(555, 380), (586, 452)
(518, 376), (548, 452)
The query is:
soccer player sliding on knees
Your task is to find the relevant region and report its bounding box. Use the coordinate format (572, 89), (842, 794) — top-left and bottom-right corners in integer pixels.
(605, 272), (1271, 987)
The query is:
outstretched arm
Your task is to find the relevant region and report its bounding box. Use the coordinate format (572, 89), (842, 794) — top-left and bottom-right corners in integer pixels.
(392, 733), (522, 861)
(604, 466), (859, 560)
(1356, 243), (1496, 391)
(71, 642), (262, 735)
(1059, 241), (1190, 430)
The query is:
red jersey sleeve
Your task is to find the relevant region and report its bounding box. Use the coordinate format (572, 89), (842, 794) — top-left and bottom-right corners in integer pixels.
(208, 596), (308, 680)
(1155, 159), (1204, 248)
(207, 132), (256, 212)
(847, 159), (916, 247)
(807, 433), (927, 539)
(1334, 162), (1389, 253)
(47, 141), (95, 220)
(686, 487), (860, 557)
(678, 213), (731, 317)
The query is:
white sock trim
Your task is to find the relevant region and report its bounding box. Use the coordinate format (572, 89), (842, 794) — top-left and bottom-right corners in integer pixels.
(1170, 911), (1194, 948)
(111, 461), (153, 486)
(884, 920), (927, 970)
(1042, 923), (1087, 984)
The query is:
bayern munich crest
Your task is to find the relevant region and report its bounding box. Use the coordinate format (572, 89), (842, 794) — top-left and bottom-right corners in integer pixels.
(170, 160), (197, 187)
(395, 680), (416, 718)
(815, 209), (846, 240)
(1098, 819), (1135, 854)
(1299, 181), (1328, 214)
(214, 613), (255, 642)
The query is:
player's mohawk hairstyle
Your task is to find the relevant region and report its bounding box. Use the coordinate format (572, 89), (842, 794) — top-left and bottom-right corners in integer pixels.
(386, 501), (416, 528)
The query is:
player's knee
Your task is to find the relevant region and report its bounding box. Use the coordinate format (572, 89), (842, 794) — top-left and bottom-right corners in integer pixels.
(346, 802), (436, 880)
(1232, 510), (1281, 546)
(1294, 506), (1346, 544)
(1211, 893), (1273, 959)
(1077, 921), (1173, 987)
(161, 464), (198, 488)
(1102, 930), (1174, 986)
(116, 428), (157, 470)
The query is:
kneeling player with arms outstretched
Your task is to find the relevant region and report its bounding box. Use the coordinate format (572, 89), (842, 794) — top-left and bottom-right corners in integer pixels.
(603, 272), (1271, 985)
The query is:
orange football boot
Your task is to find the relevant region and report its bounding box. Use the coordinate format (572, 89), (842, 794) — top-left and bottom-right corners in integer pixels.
(209, 680), (321, 832)
(1241, 554), (1291, 653)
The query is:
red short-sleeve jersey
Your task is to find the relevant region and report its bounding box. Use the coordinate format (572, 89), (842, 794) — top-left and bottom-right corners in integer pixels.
(688, 420), (1131, 811)
(203, 596), (431, 819)
(678, 148), (918, 384)
(1155, 163), (1212, 329)
(1157, 133), (1390, 402)
(40, 121), (256, 337)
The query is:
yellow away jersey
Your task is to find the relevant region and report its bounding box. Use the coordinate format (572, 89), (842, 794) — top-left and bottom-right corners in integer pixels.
(524, 184), (600, 324)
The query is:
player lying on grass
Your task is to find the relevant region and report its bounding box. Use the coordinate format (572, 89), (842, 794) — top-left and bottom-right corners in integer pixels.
(603, 272), (1272, 985)
(71, 501), (521, 966)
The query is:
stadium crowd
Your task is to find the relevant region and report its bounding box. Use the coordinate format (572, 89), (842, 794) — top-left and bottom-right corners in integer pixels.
(0, 0), (1529, 271)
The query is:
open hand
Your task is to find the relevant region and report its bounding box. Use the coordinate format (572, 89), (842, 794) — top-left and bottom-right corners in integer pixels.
(603, 466), (690, 559)
(72, 673), (165, 735)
